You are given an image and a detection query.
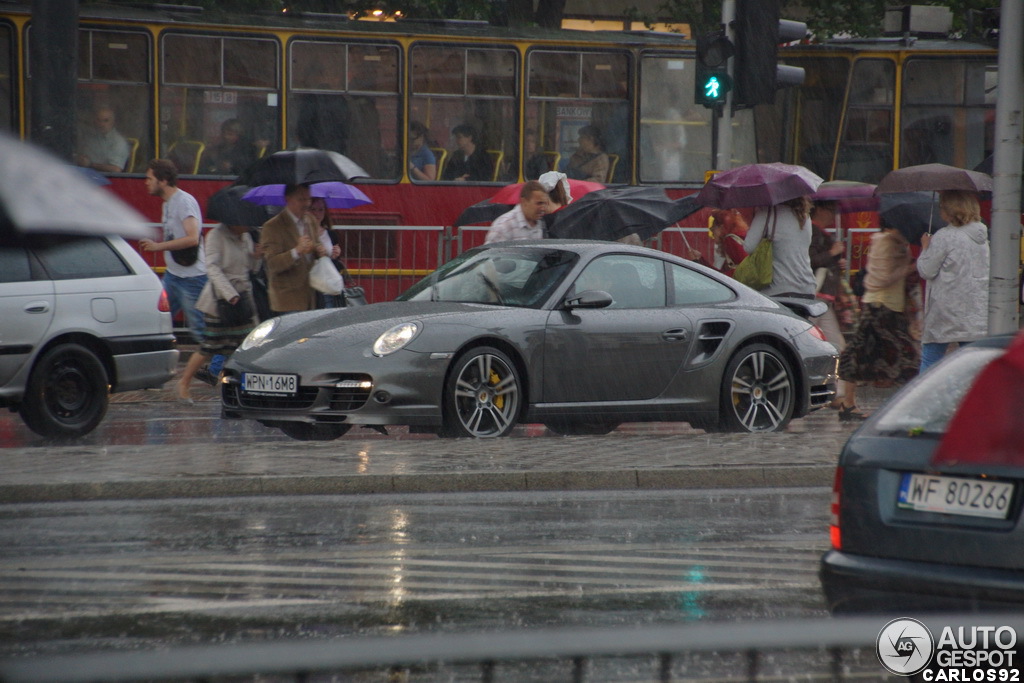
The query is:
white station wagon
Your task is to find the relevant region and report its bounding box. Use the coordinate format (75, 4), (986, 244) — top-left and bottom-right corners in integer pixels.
(0, 234), (178, 439)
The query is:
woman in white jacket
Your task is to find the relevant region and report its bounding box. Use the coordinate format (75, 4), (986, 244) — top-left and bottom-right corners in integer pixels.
(915, 190), (990, 374)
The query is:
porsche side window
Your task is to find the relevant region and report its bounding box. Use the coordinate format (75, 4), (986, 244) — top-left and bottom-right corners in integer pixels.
(669, 263), (734, 305)
(574, 255), (665, 309)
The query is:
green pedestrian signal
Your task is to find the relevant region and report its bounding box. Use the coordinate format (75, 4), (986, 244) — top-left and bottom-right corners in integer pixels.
(701, 73), (732, 102)
(694, 31), (734, 108)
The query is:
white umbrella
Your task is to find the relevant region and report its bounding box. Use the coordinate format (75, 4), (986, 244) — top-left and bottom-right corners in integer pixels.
(0, 132), (155, 239)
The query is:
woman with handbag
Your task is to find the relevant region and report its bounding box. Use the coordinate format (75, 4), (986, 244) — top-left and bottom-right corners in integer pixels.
(741, 196), (816, 297)
(835, 226), (919, 421)
(177, 223), (262, 403)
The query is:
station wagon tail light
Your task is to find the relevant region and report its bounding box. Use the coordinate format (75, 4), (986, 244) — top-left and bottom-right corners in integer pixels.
(830, 466), (843, 550)
(158, 289), (170, 313)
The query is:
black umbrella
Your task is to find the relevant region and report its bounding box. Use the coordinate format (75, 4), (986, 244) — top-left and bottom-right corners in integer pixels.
(879, 191), (944, 245)
(455, 200), (513, 227)
(206, 185), (272, 226)
(546, 187), (700, 241)
(235, 148), (368, 186)
(0, 131), (154, 239)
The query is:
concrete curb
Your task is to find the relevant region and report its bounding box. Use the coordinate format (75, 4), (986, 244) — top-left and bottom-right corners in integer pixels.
(0, 464), (834, 504)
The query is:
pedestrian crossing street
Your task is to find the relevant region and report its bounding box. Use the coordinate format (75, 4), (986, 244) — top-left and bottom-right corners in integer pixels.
(0, 538), (826, 624)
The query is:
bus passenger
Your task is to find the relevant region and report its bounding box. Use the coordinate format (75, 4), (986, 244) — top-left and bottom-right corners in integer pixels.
(202, 119), (258, 175)
(523, 129), (551, 180)
(408, 121), (437, 181)
(564, 125), (609, 183)
(442, 124), (493, 182)
(75, 105), (131, 173)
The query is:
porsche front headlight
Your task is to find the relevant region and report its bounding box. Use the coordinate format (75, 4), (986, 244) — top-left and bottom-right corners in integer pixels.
(239, 318), (277, 351)
(372, 321), (421, 356)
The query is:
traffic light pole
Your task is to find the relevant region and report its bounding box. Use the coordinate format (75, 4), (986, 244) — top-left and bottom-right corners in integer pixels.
(715, 0), (736, 171)
(988, 0), (1023, 333)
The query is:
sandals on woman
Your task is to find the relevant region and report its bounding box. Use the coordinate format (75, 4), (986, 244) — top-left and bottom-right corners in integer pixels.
(838, 405), (869, 422)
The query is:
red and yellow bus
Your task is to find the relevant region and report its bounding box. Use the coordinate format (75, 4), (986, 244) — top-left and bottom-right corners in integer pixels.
(1, 4), (1010, 281)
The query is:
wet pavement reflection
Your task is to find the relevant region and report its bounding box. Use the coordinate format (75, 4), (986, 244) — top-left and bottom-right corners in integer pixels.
(0, 488), (831, 657)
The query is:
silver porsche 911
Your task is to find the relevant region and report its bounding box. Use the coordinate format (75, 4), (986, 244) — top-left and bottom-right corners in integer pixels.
(221, 240), (838, 440)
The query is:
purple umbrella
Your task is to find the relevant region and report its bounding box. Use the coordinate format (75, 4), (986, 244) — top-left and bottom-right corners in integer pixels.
(696, 162), (824, 209)
(810, 180), (878, 212)
(242, 181), (372, 209)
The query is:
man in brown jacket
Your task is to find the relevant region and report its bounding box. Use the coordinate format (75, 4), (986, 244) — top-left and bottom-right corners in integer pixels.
(260, 183), (326, 315)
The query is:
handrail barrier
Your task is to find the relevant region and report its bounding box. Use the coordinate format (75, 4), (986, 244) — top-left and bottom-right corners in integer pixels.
(6, 614), (1022, 681)
(149, 223), (868, 309)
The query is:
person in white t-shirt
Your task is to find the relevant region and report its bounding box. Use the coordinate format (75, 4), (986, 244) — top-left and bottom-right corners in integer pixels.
(485, 181), (549, 244)
(139, 158), (208, 342)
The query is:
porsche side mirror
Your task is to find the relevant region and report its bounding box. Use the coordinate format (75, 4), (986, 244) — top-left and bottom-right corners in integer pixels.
(564, 290), (614, 309)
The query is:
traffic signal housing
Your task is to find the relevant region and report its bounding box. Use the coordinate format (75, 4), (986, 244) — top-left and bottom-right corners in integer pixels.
(733, 0), (808, 107)
(694, 30), (734, 108)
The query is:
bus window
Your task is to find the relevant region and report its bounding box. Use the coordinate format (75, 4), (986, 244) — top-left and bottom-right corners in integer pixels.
(638, 56), (710, 184)
(288, 40), (400, 179)
(759, 56), (850, 179)
(28, 27), (150, 173)
(526, 50), (631, 183)
(836, 58), (893, 183)
(410, 44), (518, 183)
(160, 33), (279, 176)
(901, 57), (996, 171)
(1, 22), (13, 133)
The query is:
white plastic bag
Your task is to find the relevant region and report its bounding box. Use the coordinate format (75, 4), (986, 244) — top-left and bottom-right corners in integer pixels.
(309, 256), (343, 295)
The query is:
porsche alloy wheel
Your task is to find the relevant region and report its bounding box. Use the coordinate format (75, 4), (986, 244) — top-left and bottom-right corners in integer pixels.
(442, 347), (521, 438)
(719, 343), (795, 433)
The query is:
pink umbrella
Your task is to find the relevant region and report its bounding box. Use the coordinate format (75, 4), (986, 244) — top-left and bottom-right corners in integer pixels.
(810, 180), (878, 212)
(488, 179), (604, 205)
(696, 162), (824, 209)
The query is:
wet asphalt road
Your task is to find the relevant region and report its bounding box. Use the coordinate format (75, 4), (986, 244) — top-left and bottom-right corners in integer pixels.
(0, 487), (831, 658)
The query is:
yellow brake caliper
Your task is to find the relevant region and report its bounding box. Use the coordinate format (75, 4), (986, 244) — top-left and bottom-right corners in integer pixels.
(489, 369), (504, 409)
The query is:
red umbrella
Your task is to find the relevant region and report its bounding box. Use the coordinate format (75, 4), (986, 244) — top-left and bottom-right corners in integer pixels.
(696, 162), (824, 209)
(488, 179), (604, 205)
(931, 331), (1024, 466)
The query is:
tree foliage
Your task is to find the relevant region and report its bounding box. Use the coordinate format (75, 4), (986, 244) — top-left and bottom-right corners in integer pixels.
(116, 0), (1002, 39)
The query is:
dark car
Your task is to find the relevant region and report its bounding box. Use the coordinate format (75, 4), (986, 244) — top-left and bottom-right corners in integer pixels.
(221, 240), (837, 440)
(821, 334), (1023, 613)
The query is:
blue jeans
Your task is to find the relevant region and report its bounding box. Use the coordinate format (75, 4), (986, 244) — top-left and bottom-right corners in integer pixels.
(919, 342), (952, 375)
(163, 271), (208, 341)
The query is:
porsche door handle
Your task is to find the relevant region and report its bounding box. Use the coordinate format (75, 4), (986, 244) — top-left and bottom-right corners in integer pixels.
(661, 328), (689, 342)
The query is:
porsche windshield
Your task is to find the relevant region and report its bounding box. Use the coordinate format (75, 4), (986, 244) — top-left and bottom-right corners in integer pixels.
(398, 247), (578, 308)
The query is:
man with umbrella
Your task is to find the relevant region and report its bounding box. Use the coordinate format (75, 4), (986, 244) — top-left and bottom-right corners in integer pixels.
(484, 181), (549, 244)
(260, 183), (327, 315)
